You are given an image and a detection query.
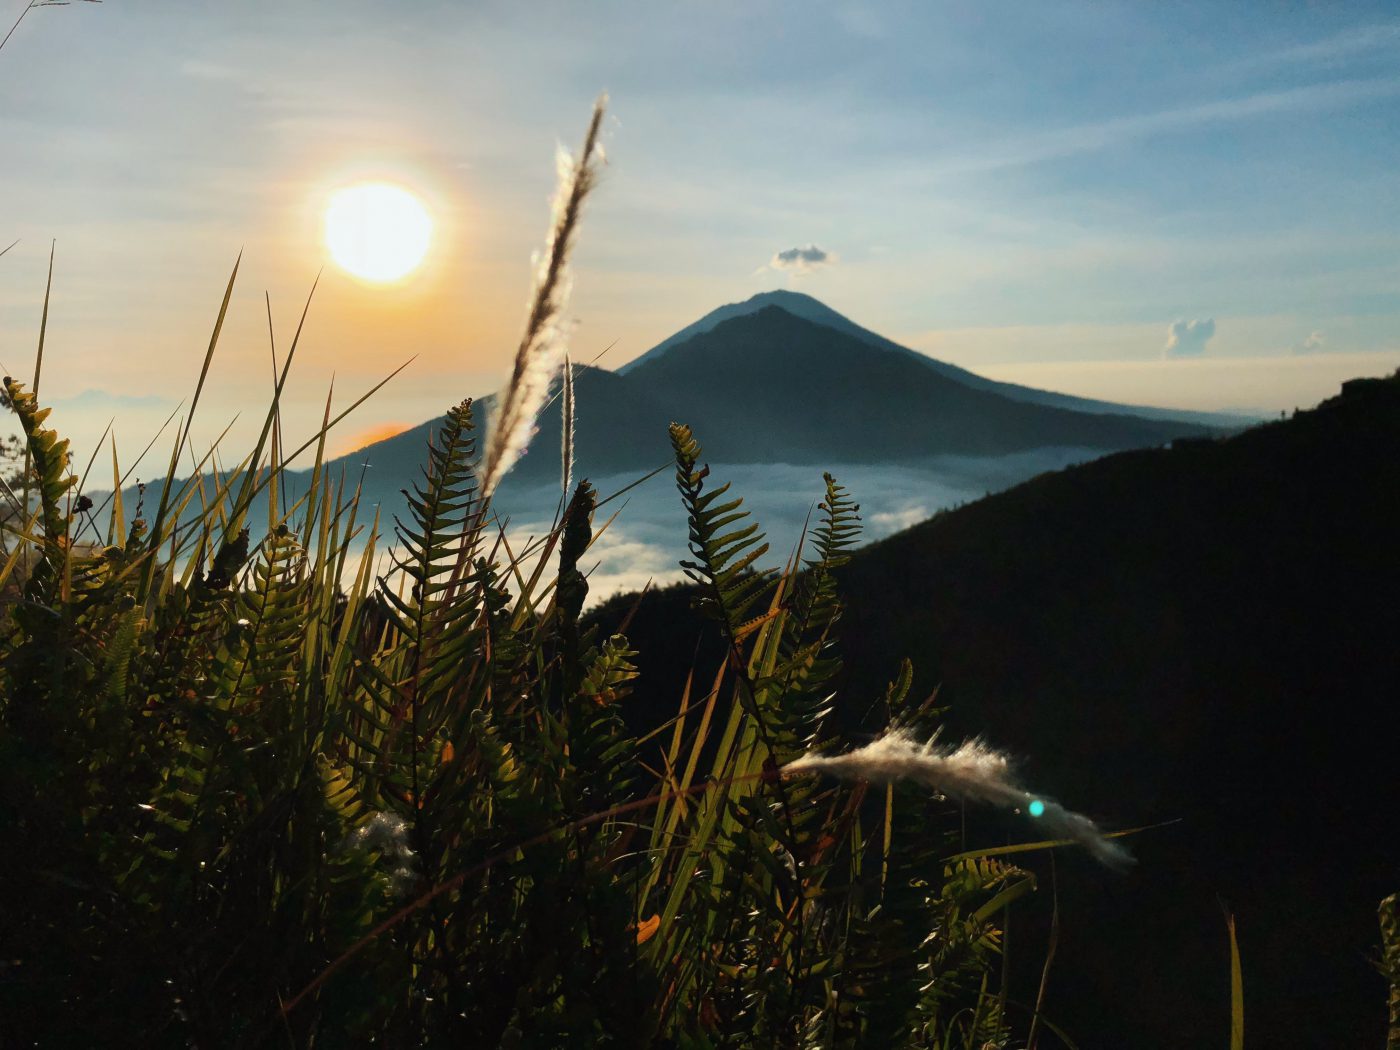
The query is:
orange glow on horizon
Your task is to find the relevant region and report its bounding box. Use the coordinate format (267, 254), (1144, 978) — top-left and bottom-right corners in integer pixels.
(336, 421), (412, 457)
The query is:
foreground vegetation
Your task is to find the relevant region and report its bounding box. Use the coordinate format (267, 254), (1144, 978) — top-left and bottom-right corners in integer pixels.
(3, 98), (1394, 1048)
(1, 355), (1063, 1046)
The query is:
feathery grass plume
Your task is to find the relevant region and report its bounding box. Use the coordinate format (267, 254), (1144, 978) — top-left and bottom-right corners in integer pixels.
(561, 348), (575, 494)
(481, 97), (606, 498)
(348, 812), (419, 899)
(784, 729), (1134, 869)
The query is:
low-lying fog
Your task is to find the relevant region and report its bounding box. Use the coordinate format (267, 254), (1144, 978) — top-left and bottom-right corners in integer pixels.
(485, 448), (1103, 603)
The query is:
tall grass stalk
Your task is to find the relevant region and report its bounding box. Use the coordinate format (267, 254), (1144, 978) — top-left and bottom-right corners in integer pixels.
(561, 347), (576, 495)
(481, 96), (605, 498)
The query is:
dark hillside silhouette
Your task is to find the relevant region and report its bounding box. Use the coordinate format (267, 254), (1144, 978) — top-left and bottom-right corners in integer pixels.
(590, 370), (1400, 1048)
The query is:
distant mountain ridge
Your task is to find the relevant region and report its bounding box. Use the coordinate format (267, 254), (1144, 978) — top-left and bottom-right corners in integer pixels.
(620, 289), (1252, 427)
(96, 294), (1230, 527)
(616, 305), (1212, 463)
(308, 296), (1222, 510)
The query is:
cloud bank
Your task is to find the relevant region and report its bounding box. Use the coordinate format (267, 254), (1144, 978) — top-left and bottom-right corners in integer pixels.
(494, 449), (1097, 604)
(1164, 318), (1216, 357)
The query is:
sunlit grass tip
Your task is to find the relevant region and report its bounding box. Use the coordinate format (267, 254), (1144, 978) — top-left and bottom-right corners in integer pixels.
(481, 96), (606, 498)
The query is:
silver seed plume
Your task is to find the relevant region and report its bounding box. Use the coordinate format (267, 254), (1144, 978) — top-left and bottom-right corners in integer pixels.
(785, 729), (1133, 869)
(481, 97), (606, 498)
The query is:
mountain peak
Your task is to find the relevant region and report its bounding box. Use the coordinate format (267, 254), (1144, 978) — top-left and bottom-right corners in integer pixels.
(619, 291), (1251, 428)
(618, 290), (864, 375)
(738, 288), (828, 310)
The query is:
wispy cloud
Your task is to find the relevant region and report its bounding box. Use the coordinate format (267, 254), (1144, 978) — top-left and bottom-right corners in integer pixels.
(934, 77), (1400, 176)
(1234, 23), (1400, 72)
(51, 389), (175, 410)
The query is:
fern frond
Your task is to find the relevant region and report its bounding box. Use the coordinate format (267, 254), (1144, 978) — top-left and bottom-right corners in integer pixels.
(3, 376), (76, 545)
(670, 422), (775, 632)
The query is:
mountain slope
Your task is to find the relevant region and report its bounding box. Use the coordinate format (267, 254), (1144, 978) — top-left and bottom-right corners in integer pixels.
(622, 305), (1212, 460)
(326, 364), (673, 509)
(323, 304), (1215, 506)
(103, 298), (1225, 535)
(622, 289), (1251, 427)
(588, 372), (1400, 1048)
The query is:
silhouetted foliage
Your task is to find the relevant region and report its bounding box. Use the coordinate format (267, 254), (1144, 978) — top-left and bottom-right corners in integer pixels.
(592, 371), (1400, 1048)
(1, 373), (1043, 1048)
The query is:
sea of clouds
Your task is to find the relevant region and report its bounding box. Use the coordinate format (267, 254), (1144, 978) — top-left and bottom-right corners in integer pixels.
(489, 448), (1102, 603)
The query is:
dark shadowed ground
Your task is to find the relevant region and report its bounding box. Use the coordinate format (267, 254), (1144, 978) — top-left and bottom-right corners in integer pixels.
(590, 373), (1400, 1048)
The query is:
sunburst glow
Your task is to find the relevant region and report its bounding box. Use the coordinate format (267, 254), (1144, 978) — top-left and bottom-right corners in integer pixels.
(324, 182), (432, 282)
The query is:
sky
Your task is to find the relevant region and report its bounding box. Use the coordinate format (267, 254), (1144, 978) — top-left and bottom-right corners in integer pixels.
(2, 0), (1399, 466)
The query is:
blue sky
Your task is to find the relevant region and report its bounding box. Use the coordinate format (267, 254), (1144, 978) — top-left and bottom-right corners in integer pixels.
(2, 0), (1398, 460)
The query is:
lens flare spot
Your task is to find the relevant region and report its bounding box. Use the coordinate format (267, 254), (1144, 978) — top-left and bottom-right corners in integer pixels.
(1028, 799), (1046, 818)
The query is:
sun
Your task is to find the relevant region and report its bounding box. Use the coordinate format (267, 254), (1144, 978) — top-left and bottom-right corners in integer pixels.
(324, 182), (433, 283)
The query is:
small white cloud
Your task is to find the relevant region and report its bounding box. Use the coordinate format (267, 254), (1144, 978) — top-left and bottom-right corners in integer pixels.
(1292, 330), (1327, 355)
(769, 244), (835, 276)
(1164, 318), (1216, 357)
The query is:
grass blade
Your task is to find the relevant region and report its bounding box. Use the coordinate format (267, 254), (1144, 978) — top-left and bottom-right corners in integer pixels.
(1227, 911), (1244, 1050)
